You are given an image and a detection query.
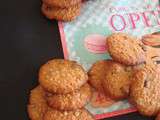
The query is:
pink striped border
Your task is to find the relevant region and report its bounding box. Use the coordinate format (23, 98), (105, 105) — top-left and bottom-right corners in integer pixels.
(95, 107), (137, 119)
(58, 22), (68, 59)
(58, 21), (137, 119)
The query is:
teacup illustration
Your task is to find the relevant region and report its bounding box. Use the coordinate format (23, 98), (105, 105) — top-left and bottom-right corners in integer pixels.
(142, 32), (160, 63)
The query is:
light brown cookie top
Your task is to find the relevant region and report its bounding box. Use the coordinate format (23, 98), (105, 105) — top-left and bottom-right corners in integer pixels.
(130, 64), (160, 116)
(106, 33), (146, 65)
(46, 83), (92, 110)
(156, 112), (160, 120)
(44, 108), (95, 120)
(88, 60), (113, 92)
(27, 86), (48, 120)
(41, 3), (81, 21)
(103, 61), (132, 100)
(42, 0), (82, 8)
(39, 59), (88, 94)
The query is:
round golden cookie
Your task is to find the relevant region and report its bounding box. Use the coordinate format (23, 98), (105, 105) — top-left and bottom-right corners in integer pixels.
(43, 0), (82, 8)
(156, 112), (160, 120)
(130, 64), (160, 116)
(44, 108), (95, 120)
(39, 59), (88, 94)
(106, 33), (146, 65)
(27, 86), (48, 120)
(102, 61), (132, 100)
(46, 83), (92, 110)
(41, 3), (81, 21)
(88, 60), (112, 92)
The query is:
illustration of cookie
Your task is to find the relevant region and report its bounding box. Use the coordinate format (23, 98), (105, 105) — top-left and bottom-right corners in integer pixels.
(46, 83), (92, 110)
(156, 112), (160, 120)
(141, 33), (160, 63)
(41, 3), (81, 21)
(145, 46), (160, 63)
(43, 0), (82, 8)
(130, 63), (160, 116)
(39, 59), (88, 94)
(27, 86), (48, 120)
(142, 34), (160, 47)
(88, 60), (112, 92)
(107, 33), (146, 65)
(44, 109), (95, 120)
(103, 61), (132, 100)
(158, 64), (160, 73)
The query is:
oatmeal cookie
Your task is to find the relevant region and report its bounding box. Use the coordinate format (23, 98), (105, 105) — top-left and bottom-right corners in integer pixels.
(43, 0), (82, 8)
(27, 86), (48, 120)
(39, 59), (88, 94)
(103, 61), (132, 99)
(107, 33), (146, 65)
(41, 3), (81, 21)
(88, 60), (112, 92)
(44, 109), (95, 120)
(46, 83), (92, 110)
(130, 64), (160, 116)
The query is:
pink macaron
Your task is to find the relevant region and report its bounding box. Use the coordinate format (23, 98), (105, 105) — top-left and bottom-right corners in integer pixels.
(84, 34), (107, 54)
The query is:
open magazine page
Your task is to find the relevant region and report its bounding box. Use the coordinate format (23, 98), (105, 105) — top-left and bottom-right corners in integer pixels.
(58, 0), (160, 119)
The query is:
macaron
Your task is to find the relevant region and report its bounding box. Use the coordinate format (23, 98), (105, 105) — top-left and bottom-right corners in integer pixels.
(84, 34), (107, 54)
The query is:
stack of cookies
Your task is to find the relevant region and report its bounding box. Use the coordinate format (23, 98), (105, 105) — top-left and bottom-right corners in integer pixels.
(28, 59), (95, 120)
(88, 33), (160, 119)
(41, 0), (82, 21)
(27, 33), (160, 119)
